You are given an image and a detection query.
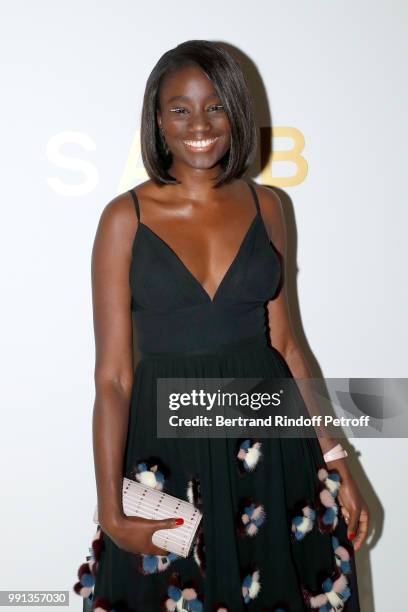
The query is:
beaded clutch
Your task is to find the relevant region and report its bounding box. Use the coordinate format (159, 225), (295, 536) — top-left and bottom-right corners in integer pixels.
(93, 477), (202, 558)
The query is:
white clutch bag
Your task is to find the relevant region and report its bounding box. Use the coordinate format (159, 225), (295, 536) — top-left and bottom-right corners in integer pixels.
(93, 477), (202, 558)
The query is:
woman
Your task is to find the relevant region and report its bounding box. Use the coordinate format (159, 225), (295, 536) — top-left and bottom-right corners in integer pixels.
(74, 40), (368, 611)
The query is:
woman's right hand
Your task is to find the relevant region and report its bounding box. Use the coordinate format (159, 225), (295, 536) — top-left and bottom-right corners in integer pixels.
(100, 515), (184, 556)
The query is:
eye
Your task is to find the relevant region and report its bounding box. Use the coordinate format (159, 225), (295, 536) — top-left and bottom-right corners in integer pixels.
(169, 107), (188, 114)
(207, 104), (224, 112)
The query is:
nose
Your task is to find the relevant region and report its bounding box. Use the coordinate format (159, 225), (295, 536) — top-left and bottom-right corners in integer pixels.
(187, 109), (211, 133)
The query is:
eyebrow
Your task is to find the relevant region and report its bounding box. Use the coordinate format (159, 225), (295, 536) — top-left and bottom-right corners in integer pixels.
(164, 92), (220, 105)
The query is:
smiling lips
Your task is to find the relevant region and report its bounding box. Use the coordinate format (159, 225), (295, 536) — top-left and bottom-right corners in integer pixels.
(183, 137), (218, 152)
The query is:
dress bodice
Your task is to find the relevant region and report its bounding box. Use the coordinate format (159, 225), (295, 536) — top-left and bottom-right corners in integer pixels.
(128, 183), (281, 354)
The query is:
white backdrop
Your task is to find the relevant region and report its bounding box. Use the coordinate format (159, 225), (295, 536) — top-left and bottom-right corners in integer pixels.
(1, 1), (407, 610)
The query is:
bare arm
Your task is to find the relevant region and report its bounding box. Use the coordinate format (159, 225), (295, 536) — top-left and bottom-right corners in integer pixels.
(256, 185), (340, 456)
(91, 194), (135, 529)
(256, 184), (369, 550)
(91, 192), (182, 554)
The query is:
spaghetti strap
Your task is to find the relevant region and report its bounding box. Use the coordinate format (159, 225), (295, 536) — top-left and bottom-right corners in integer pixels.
(248, 182), (261, 215)
(129, 188), (140, 222)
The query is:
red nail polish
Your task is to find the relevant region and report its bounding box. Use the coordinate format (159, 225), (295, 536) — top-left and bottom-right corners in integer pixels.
(175, 518), (184, 525)
(348, 532), (355, 540)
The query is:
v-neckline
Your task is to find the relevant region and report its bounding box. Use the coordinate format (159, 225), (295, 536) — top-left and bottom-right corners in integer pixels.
(138, 214), (260, 304)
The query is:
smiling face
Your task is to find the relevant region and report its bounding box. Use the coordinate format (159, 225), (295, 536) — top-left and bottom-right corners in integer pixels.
(156, 64), (232, 173)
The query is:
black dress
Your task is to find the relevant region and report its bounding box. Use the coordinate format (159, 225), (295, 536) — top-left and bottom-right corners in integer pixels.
(74, 182), (360, 612)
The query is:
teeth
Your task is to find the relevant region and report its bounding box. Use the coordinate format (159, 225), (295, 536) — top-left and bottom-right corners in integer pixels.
(183, 138), (217, 148)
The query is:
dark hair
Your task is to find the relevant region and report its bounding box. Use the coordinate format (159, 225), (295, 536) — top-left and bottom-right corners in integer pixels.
(140, 40), (257, 187)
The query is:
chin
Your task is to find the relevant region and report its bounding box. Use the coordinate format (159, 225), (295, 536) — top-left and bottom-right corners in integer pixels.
(185, 152), (227, 170)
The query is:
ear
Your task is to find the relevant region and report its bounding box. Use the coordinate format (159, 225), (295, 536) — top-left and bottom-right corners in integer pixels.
(156, 111), (162, 129)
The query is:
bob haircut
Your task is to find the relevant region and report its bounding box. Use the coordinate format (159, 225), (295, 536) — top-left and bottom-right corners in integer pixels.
(140, 39), (257, 187)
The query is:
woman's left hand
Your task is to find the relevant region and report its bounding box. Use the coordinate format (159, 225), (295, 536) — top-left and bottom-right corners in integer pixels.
(335, 471), (369, 552)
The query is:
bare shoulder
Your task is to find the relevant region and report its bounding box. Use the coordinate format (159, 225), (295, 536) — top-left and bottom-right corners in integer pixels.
(91, 188), (144, 270)
(251, 183), (286, 253)
(98, 189), (135, 229)
(98, 183), (150, 238)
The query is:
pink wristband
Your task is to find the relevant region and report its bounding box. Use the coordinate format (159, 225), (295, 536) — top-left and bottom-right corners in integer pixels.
(323, 444), (348, 463)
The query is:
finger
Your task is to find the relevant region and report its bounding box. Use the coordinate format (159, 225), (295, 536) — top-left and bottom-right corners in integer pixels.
(151, 517), (185, 530)
(149, 544), (169, 556)
(346, 509), (360, 542)
(351, 512), (369, 551)
(353, 512), (369, 551)
(341, 506), (350, 519)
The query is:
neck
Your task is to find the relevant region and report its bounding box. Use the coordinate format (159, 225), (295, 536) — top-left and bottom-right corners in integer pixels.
(165, 161), (225, 200)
